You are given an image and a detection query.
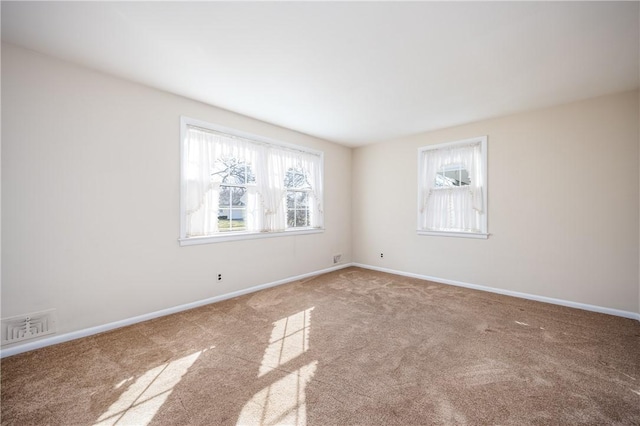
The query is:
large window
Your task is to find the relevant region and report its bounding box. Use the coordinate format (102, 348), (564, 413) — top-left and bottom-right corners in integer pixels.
(418, 136), (488, 238)
(180, 117), (324, 245)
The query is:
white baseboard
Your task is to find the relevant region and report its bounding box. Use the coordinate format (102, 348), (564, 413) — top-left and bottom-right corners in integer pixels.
(3, 261), (637, 358)
(352, 263), (640, 321)
(0, 263), (352, 358)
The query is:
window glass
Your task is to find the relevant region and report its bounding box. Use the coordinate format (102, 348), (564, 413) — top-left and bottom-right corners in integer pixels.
(418, 136), (487, 238)
(285, 167), (311, 228)
(180, 117), (324, 245)
(218, 186), (247, 232)
(212, 157), (255, 184)
(435, 164), (471, 187)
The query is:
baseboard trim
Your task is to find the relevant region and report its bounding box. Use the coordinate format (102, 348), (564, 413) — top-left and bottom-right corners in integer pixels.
(352, 263), (640, 321)
(4, 261), (637, 358)
(0, 263), (352, 359)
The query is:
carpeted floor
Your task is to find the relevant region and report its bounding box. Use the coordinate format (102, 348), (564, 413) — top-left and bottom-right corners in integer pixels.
(1, 267), (639, 425)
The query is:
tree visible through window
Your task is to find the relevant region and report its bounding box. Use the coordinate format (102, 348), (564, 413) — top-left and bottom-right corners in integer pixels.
(180, 117), (324, 245)
(214, 157), (255, 232)
(285, 167), (312, 228)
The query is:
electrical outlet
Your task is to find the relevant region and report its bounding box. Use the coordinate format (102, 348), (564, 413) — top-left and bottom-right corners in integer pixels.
(333, 254), (342, 264)
(217, 273), (222, 282)
(380, 253), (384, 258)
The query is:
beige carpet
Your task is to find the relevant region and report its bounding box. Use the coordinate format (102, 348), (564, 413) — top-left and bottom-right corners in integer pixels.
(1, 267), (639, 425)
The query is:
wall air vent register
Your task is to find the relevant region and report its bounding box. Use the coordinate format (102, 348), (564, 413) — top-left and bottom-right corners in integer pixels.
(1, 309), (57, 345)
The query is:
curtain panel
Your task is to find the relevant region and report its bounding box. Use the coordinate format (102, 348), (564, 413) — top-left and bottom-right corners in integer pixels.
(184, 127), (323, 238)
(419, 142), (483, 233)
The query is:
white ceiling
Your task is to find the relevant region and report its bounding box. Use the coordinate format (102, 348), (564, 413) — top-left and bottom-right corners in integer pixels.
(2, 2), (638, 147)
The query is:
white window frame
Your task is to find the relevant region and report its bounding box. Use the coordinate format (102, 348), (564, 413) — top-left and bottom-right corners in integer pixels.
(417, 136), (488, 239)
(179, 116), (324, 246)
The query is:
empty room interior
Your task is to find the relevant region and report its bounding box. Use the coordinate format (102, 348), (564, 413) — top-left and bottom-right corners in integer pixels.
(1, 2), (639, 425)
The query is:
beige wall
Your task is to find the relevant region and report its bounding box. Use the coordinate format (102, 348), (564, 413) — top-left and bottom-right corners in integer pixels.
(2, 42), (638, 354)
(353, 90), (639, 314)
(1, 43), (352, 343)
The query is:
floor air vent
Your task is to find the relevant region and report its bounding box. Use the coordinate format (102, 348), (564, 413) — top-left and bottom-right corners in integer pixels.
(2, 309), (57, 344)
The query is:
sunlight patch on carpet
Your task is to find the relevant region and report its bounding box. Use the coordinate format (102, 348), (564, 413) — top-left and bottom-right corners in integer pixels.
(94, 350), (203, 426)
(114, 377), (133, 389)
(259, 307), (314, 377)
(237, 361), (318, 426)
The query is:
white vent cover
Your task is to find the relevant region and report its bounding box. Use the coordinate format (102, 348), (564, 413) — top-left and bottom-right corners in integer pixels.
(1, 309), (57, 344)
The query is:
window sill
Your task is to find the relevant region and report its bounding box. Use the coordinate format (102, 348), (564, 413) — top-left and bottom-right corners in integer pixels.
(179, 228), (324, 246)
(417, 230), (489, 239)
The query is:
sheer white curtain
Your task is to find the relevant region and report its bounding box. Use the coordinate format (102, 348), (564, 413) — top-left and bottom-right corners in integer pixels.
(184, 128), (219, 237)
(184, 125), (324, 237)
(258, 148), (323, 231)
(259, 146), (290, 232)
(184, 128), (260, 237)
(448, 143), (483, 214)
(300, 151), (324, 229)
(469, 144), (483, 214)
(419, 143), (483, 233)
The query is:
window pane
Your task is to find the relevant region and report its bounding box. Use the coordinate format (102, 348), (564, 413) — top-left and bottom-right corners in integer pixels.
(245, 164), (256, 184)
(287, 191), (295, 209)
(222, 174), (242, 185)
(231, 187), (246, 207)
(296, 192), (308, 207)
(218, 215), (230, 230)
(219, 186), (230, 208)
(284, 170), (295, 188)
(284, 167), (311, 189)
(444, 169), (460, 185)
(213, 157), (254, 185)
(219, 208), (246, 232)
(460, 169), (471, 185)
(287, 209), (295, 227)
(220, 186), (247, 208)
(436, 164), (470, 187)
(219, 186), (246, 231)
(295, 209), (309, 227)
(230, 209), (246, 231)
(287, 190), (308, 209)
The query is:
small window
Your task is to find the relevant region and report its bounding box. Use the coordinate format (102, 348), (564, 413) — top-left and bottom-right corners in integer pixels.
(418, 136), (488, 238)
